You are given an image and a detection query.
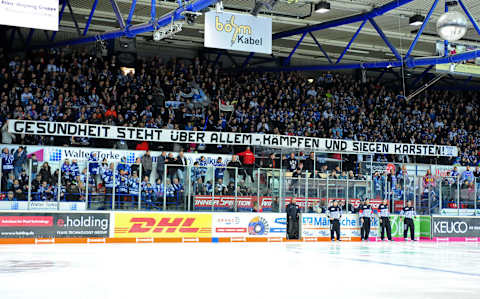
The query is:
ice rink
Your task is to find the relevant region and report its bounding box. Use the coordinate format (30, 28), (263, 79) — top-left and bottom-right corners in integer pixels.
(0, 242), (479, 299)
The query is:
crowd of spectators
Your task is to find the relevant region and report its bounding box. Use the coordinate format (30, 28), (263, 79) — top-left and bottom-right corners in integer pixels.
(0, 48), (479, 166)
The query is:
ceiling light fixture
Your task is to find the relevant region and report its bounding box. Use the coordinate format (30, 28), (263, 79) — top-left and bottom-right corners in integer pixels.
(409, 14), (425, 26)
(315, 1), (330, 14)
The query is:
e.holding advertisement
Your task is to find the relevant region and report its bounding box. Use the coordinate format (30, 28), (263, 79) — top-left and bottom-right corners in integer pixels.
(114, 213), (212, 238)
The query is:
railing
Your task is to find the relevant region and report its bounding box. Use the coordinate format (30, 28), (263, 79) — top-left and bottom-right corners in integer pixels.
(0, 158), (478, 216)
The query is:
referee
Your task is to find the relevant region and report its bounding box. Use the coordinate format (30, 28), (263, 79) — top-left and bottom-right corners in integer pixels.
(378, 199), (392, 241)
(328, 200), (342, 241)
(401, 200), (417, 241)
(359, 199), (373, 241)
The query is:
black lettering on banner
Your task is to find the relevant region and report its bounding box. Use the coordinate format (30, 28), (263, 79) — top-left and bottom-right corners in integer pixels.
(136, 128), (144, 140)
(117, 128), (126, 139)
(187, 131), (195, 143)
(382, 144), (388, 153)
(25, 121), (34, 133)
(196, 132), (205, 143)
(280, 136), (290, 147)
(394, 144), (401, 153)
(243, 134), (252, 145)
(352, 142), (359, 152)
(170, 130), (178, 141)
(211, 133), (218, 143)
(409, 145), (415, 154)
(263, 134), (271, 145)
(325, 139), (333, 150)
(179, 131), (188, 142)
(37, 122), (46, 134)
(101, 126), (110, 138)
(428, 146), (435, 155)
(312, 138), (320, 149)
(235, 133), (243, 144)
(368, 143), (375, 153)
(289, 136), (297, 147)
(304, 138), (310, 148)
(127, 128), (135, 139)
(57, 123), (66, 135)
(402, 144), (408, 154)
(144, 129), (154, 140)
(154, 130), (162, 140)
(78, 124), (87, 136)
(13, 121), (24, 133)
(340, 140), (347, 151)
(47, 122), (57, 134)
(88, 126), (96, 137)
(68, 124), (77, 135)
(297, 137), (303, 148)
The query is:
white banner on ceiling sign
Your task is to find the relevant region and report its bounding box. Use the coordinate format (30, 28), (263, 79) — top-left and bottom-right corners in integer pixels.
(8, 120), (458, 157)
(0, 0), (59, 31)
(204, 10), (272, 54)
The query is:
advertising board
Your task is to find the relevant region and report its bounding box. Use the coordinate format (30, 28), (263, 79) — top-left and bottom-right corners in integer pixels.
(113, 212), (212, 238)
(212, 213), (286, 238)
(389, 215), (431, 239)
(0, 212), (110, 238)
(0, 201), (87, 211)
(432, 216), (480, 238)
(301, 213), (379, 239)
(0, 0), (58, 31)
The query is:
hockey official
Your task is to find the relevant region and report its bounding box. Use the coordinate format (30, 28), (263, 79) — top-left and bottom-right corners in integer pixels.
(328, 200), (342, 241)
(401, 200), (416, 241)
(378, 199), (392, 241)
(286, 199), (301, 239)
(359, 199), (373, 241)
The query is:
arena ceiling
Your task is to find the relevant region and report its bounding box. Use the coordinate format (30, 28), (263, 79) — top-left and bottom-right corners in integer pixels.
(13, 0), (480, 66)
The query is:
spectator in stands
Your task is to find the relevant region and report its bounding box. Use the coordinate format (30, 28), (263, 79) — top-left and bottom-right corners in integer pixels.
(88, 152), (100, 183)
(227, 155), (242, 183)
(13, 146), (26, 178)
(165, 153), (177, 183)
(238, 146), (255, 183)
(215, 178), (227, 195)
(2, 148), (14, 186)
(176, 151), (188, 184)
(264, 153), (278, 169)
(461, 166), (474, 188)
(156, 152), (167, 181)
(198, 155), (208, 183)
(131, 157), (141, 177)
(141, 150), (153, 178)
(29, 154), (38, 180)
(214, 157), (225, 181)
(6, 190), (16, 201)
(286, 153), (298, 172)
(303, 152), (318, 178)
(117, 157), (131, 175)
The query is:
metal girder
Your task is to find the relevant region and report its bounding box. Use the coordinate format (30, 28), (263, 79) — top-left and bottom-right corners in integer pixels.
(38, 0), (221, 48)
(272, 0), (414, 40)
(410, 65), (434, 88)
(66, 0), (81, 36)
(83, 0), (99, 36)
(242, 52), (255, 68)
(51, 0), (68, 41)
(109, 0), (126, 30)
(126, 0), (138, 27)
(405, 0), (440, 60)
(458, 0), (480, 36)
(151, 0), (156, 23)
(336, 20), (366, 64)
(284, 32), (306, 66)
(406, 50), (480, 67)
(308, 32), (332, 64)
(368, 18), (402, 61)
(444, 0), (448, 57)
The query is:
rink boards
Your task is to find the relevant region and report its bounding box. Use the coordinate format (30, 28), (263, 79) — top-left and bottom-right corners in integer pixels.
(0, 211), (478, 244)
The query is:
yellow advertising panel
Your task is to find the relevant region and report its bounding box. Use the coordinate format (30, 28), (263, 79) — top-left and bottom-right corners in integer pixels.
(114, 213), (212, 238)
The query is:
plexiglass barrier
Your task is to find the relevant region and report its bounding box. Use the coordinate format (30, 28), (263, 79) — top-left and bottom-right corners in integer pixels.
(0, 157), (478, 216)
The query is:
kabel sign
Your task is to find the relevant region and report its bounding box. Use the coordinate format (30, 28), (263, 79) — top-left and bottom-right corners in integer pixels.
(205, 11), (272, 54)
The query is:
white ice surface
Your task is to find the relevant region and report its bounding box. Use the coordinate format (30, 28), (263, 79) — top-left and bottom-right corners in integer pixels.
(0, 242), (479, 299)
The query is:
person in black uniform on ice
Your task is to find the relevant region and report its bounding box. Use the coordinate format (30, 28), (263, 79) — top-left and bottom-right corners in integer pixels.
(378, 198), (393, 241)
(286, 199), (301, 239)
(328, 200), (342, 241)
(401, 200), (417, 241)
(358, 199), (373, 241)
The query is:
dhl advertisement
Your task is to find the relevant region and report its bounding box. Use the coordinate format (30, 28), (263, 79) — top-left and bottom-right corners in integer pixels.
(114, 213), (212, 238)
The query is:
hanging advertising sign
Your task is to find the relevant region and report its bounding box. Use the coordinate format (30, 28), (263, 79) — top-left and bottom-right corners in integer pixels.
(204, 10), (272, 54)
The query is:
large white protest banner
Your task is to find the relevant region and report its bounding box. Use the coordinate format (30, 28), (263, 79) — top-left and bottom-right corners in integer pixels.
(8, 120), (458, 157)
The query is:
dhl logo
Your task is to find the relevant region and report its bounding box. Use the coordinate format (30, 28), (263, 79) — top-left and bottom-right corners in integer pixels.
(115, 217), (211, 234)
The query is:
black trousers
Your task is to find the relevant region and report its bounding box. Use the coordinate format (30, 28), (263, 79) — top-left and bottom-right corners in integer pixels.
(287, 216), (299, 239)
(380, 217), (392, 240)
(330, 219), (341, 241)
(361, 217), (371, 240)
(404, 218), (415, 240)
